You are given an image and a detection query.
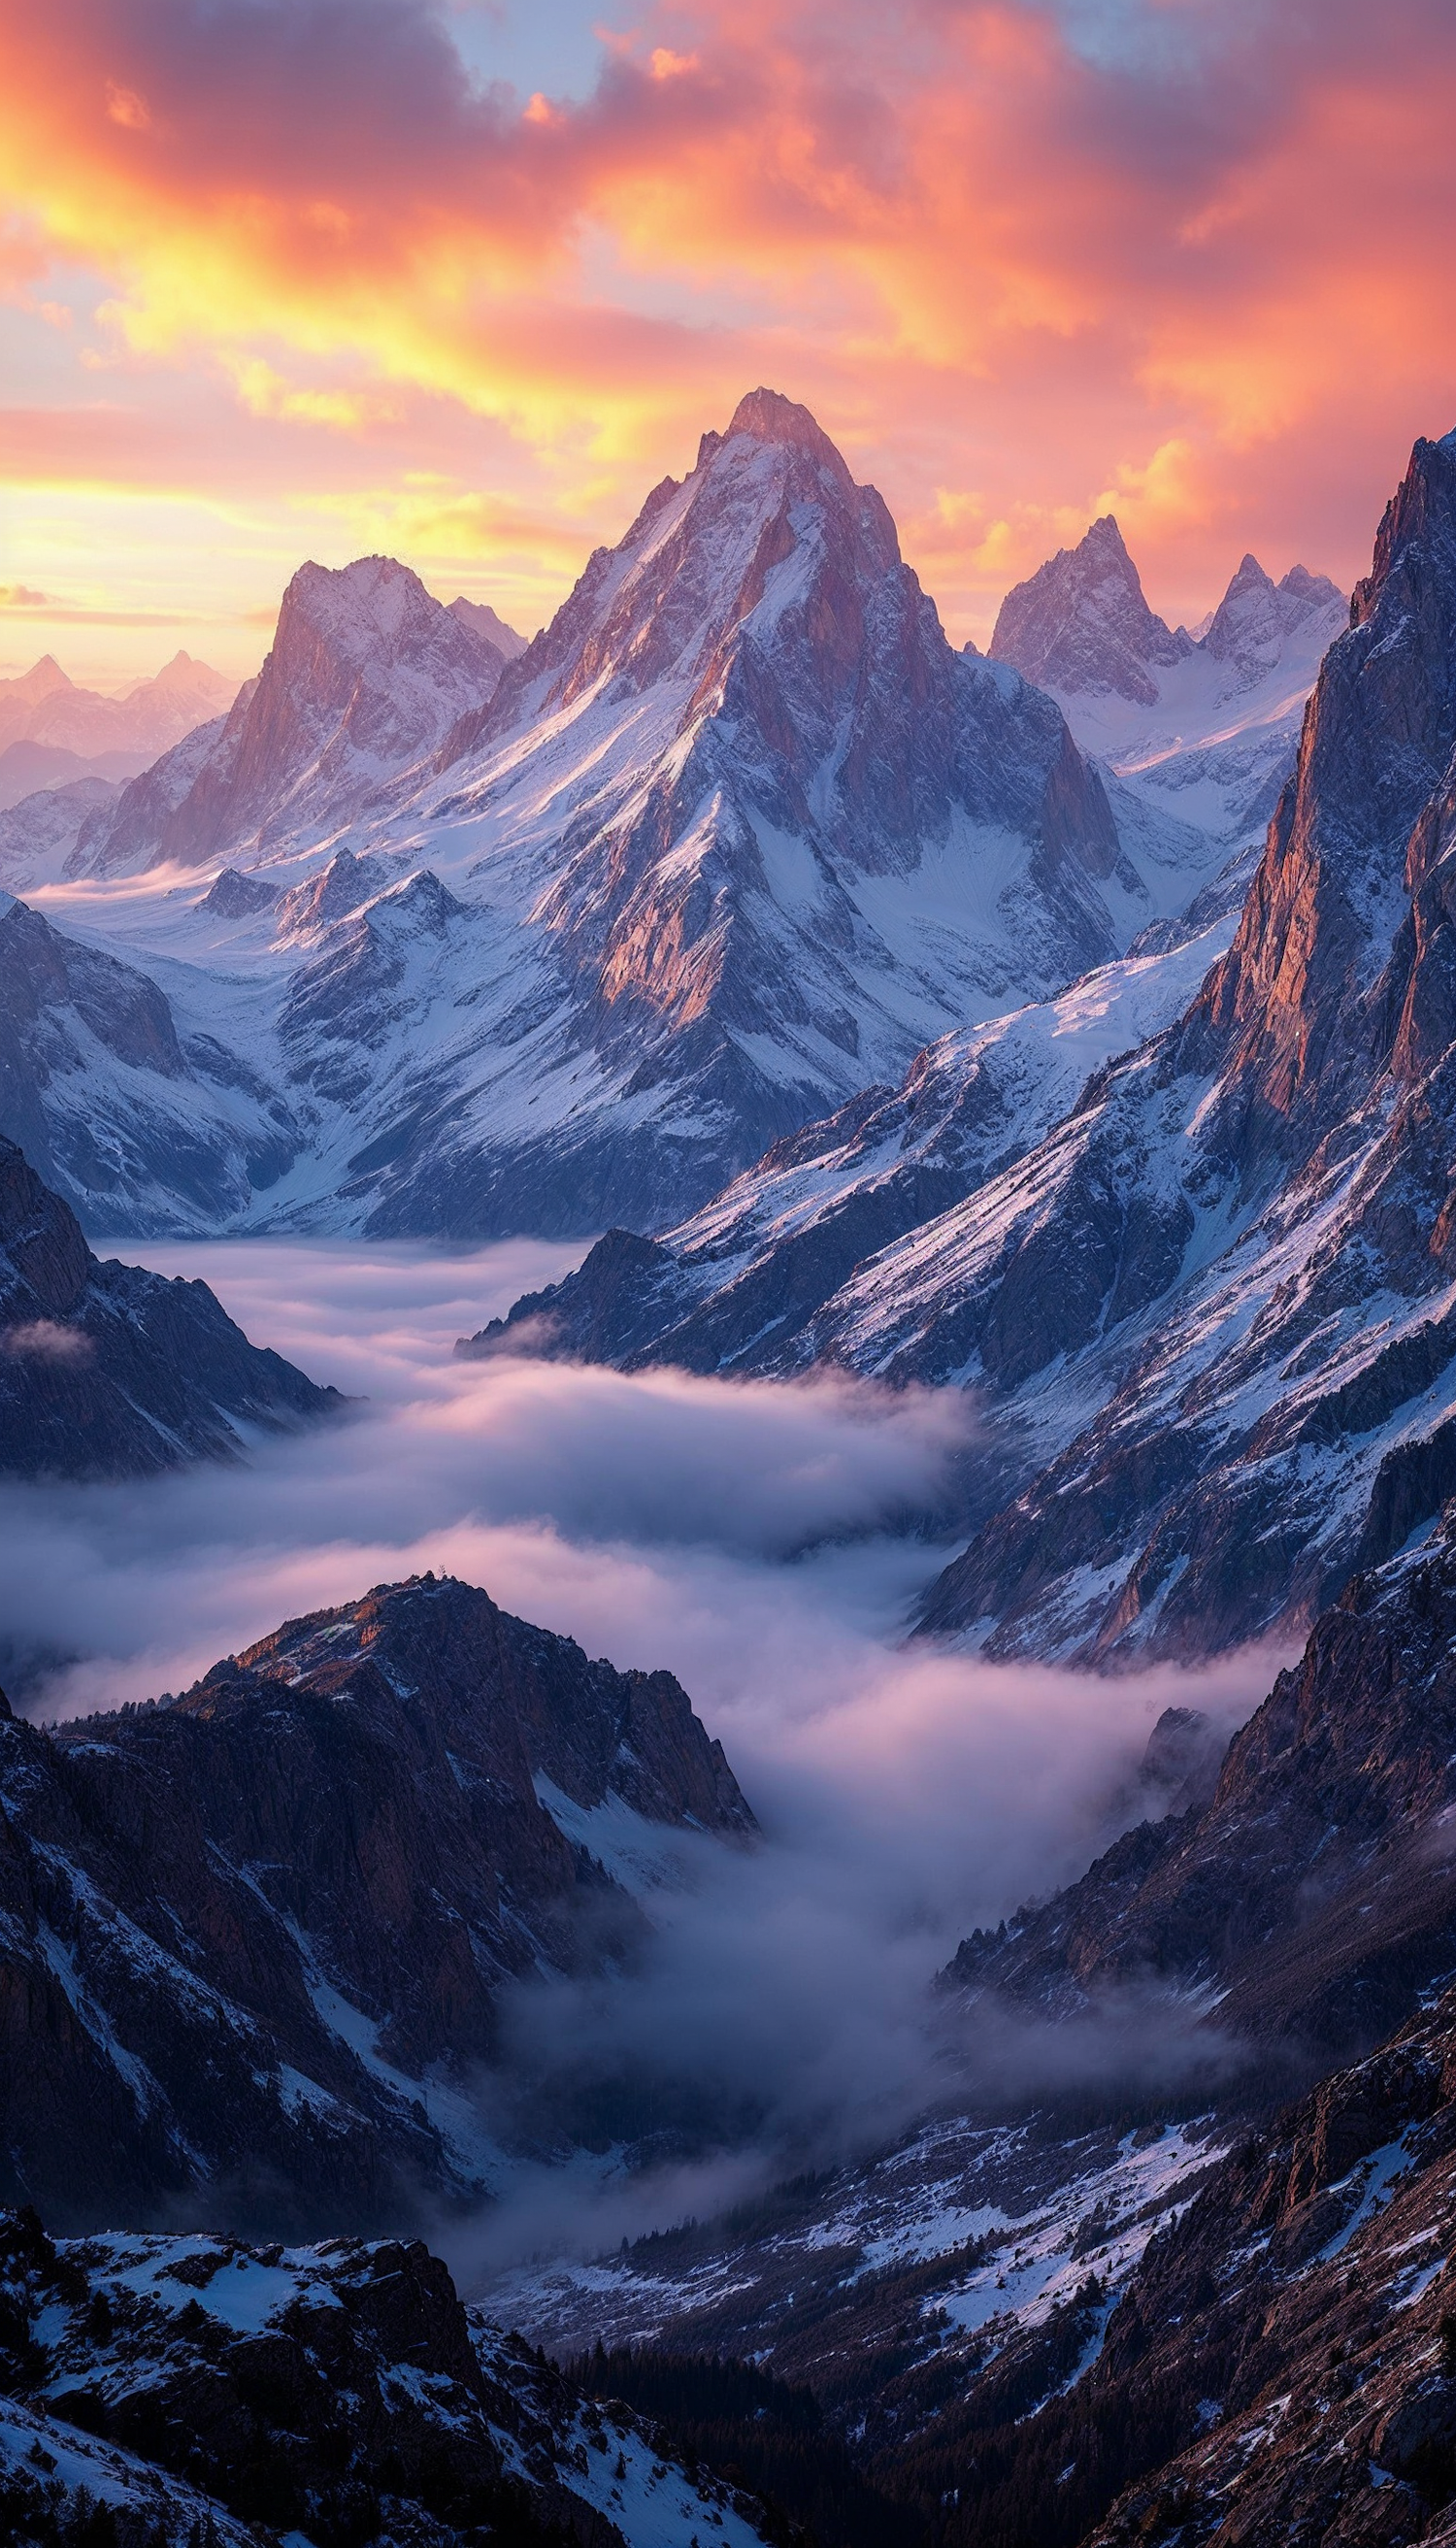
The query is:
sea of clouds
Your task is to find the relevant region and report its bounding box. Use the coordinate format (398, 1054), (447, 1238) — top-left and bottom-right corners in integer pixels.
(0, 1237), (1284, 2267)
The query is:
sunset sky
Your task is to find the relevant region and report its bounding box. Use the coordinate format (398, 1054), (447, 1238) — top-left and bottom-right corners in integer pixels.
(4, 0), (1456, 685)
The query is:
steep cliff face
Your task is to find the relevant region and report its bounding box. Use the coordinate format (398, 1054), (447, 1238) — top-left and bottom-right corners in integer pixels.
(0, 1573), (753, 2230)
(75, 557), (507, 877)
(0, 1135), (336, 1477)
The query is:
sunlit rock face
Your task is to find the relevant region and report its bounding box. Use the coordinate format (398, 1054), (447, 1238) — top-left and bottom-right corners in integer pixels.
(74, 555), (511, 877)
(0, 1571), (752, 2231)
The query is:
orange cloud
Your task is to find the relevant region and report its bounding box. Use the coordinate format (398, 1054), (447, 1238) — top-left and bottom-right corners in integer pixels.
(2, 0), (1456, 665)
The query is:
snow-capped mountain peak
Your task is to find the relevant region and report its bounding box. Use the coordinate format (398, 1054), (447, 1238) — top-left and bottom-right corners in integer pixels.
(8, 391), (1229, 1241)
(993, 515), (1348, 891)
(1199, 549), (1344, 674)
(73, 552), (509, 878)
(989, 513), (1193, 705)
(0, 654), (74, 706)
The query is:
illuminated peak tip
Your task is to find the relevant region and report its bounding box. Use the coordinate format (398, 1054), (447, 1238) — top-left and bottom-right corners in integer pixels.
(720, 387), (848, 474)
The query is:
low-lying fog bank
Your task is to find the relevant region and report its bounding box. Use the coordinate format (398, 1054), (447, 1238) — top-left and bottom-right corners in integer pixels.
(3, 1238), (1281, 2265)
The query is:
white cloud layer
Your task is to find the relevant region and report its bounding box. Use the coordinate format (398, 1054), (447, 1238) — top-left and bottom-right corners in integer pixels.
(6, 1238), (1286, 2265)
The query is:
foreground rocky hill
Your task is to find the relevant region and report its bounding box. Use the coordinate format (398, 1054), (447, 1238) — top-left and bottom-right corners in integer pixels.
(0, 1572), (753, 2230)
(0, 2207), (782, 2547)
(0, 1135), (336, 1476)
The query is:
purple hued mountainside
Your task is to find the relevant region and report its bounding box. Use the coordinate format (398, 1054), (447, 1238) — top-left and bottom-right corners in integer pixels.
(15, 400), (1456, 2548)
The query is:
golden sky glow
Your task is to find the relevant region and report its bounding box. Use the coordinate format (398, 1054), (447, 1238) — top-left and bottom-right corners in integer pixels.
(4, 0), (1456, 680)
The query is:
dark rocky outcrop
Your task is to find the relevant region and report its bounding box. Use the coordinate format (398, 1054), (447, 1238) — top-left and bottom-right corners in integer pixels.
(943, 1516), (1456, 2074)
(0, 2206), (778, 2546)
(0, 1572), (753, 2231)
(0, 1135), (336, 1476)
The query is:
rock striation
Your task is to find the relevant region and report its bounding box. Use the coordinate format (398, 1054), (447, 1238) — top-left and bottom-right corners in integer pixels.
(0, 1572), (753, 2230)
(0, 1135), (336, 1476)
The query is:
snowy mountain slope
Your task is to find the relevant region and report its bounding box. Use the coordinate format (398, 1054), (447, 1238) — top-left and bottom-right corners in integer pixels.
(0, 2208), (782, 2548)
(462, 914), (1239, 1377)
(0, 776), (117, 887)
(0, 1572), (751, 2228)
(992, 517), (1346, 891)
(71, 555), (509, 879)
(0, 890), (304, 1231)
(493, 427), (1456, 1666)
(18, 392), (1220, 1241)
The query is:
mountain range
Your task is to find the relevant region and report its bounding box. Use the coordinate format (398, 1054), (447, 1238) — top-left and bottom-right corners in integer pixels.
(17, 385), (1456, 2548)
(0, 651), (240, 811)
(991, 515), (1346, 903)
(506, 428), (1456, 1674)
(0, 389), (1327, 1242)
